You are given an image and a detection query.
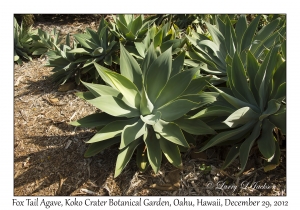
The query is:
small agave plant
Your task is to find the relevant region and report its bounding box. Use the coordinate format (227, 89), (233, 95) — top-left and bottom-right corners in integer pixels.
(70, 43), (216, 177)
(109, 14), (156, 43)
(68, 17), (119, 78)
(194, 45), (286, 174)
(14, 17), (34, 64)
(45, 34), (83, 85)
(30, 28), (62, 56)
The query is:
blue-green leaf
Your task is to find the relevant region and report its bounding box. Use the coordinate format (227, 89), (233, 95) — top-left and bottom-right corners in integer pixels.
(154, 68), (199, 108)
(104, 70), (141, 109)
(120, 44), (143, 91)
(86, 118), (138, 143)
(259, 99), (281, 121)
(235, 15), (247, 52)
(171, 51), (185, 77)
(223, 107), (259, 128)
(140, 86), (154, 115)
(241, 15), (261, 51)
(145, 47), (172, 102)
(231, 52), (258, 106)
(257, 119), (276, 160)
(174, 117), (216, 135)
(69, 112), (120, 128)
(87, 96), (139, 117)
(84, 137), (120, 157)
(199, 120), (256, 152)
(114, 138), (142, 177)
(157, 99), (198, 122)
(159, 136), (182, 169)
(222, 144), (241, 170)
(141, 43), (157, 77)
(120, 119), (146, 149)
(81, 81), (122, 98)
(144, 127), (162, 173)
(154, 120), (189, 148)
(238, 121), (262, 174)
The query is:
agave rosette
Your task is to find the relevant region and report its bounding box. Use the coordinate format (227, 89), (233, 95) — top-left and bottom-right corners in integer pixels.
(185, 14), (286, 84)
(109, 14), (156, 43)
(194, 45), (286, 174)
(14, 17), (34, 64)
(70, 43), (216, 177)
(68, 17), (119, 74)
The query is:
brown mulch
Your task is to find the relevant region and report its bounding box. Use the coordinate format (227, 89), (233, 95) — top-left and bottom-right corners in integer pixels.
(14, 15), (286, 196)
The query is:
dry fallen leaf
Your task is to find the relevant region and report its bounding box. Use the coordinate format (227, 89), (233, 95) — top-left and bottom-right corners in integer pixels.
(191, 151), (207, 159)
(149, 169), (181, 191)
(58, 82), (76, 92)
(49, 98), (59, 103)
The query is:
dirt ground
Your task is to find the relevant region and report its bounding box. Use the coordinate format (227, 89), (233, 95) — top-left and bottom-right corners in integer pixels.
(13, 15), (286, 196)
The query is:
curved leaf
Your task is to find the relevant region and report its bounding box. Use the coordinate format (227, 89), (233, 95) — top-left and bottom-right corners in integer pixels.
(246, 51), (260, 103)
(104, 70), (141, 108)
(154, 68), (199, 108)
(174, 117), (216, 135)
(120, 44), (143, 91)
(94, 63), (118, 89)
(157, 99), (198, 122)
(241, 15), (261, 51)
(81, 81), (122, 98)
(182, 75), (212, 95)
(235, 15), (247, 52)
(179, 92), (219, 107)
(87, 96), (139, 117)
(145, 47), (172, 102)
(257, 119), (276, 160)
(153, 120), (189, 148)
(238, 121), (262, 174)
(159, 136), (182, 169)
(120, 119), (146, 149)
(171, 51), (186, 77)
(268, 105), (286, 134)
(140, 86), (154, 115)
(69, 112), (120, 128)
(263, 138), (281, 172)
(190, 105), (234, 119)
(114, 138), (142, 177)
(259, 99), (281, 121)
(144, 127), (162, 173)
(86, 118), (138, 143)
(270, 61), (286, 99)
(84, 137), (120, 157)
(199, 120), (256, 152)
(222, 144), (241, 170)
(141, 43), (157, 76)
(231, 52), (258, 105)
(212, 85), (259, 112)
(75, 91), (95, 100)
(224, 107), (260, 128)
(140, 111), (161, 126)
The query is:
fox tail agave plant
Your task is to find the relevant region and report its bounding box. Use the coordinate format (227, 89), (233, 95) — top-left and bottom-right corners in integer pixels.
(194, 45), (286, 175)
(70, 43), (216, 177)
